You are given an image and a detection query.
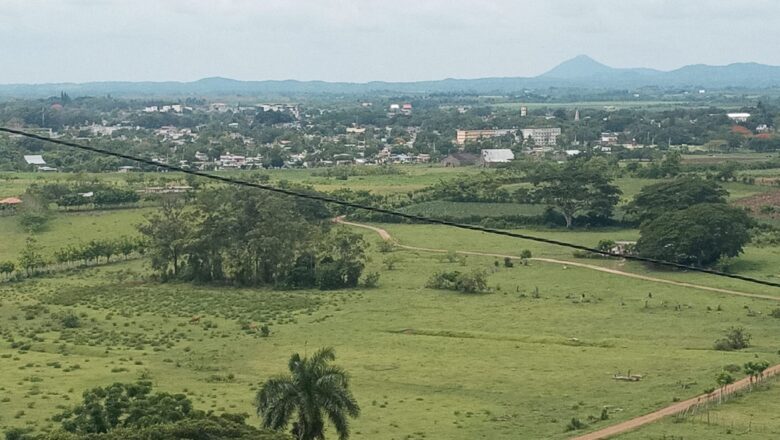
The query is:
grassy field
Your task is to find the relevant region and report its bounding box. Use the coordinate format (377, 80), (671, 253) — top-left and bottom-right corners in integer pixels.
(3, 218), (780, 438)
(3, 168), (780, 439)
(618, 379), (780, 439)
(0, 208), (150, 262)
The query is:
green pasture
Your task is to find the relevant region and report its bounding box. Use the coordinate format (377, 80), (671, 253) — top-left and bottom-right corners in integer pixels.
(2, 220), (780, 438)
(2, 168), (780, 438)
(619, 379), (780, 439)
(0, 208), (150, 262)
(382, 223), (780, 298)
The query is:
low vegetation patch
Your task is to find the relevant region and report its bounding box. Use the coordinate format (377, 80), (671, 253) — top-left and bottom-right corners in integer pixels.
(425, 269), (489, 294)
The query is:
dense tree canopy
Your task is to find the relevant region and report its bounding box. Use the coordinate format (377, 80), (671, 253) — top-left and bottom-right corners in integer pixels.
(138, 187), (368, 289)
(636, 203), (752, 266)
(526, 157), (622, 228)
(627, 177), (729, 223)
(7, 382), (288, 440)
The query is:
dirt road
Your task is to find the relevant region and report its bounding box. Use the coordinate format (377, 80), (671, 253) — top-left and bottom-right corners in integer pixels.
(336, 218), (780, 438)
(571, 362), (780, 439)
(336, 218), (779, 302)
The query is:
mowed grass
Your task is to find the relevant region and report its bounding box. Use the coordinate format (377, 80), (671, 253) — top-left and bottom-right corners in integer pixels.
(2, 223), (780, 439)
(0, 208), (151, 262)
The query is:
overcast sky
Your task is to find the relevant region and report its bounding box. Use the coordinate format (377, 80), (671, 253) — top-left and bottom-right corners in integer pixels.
(3, 0), (780, 84)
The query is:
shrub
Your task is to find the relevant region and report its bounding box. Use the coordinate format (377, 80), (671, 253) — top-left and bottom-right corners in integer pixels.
(565, 417), (587, 432)
(770, 308), (780, 318)
(383, 255), (402, 270)
(61, 313), (81, 329)
(597, 239), (616, 253)
(714, 326), (751, 351)
(426, 270), (489, 294)
(503, 257), (514, 268)
(520, 249), (533, 259)
(362, 271), (380, 288)
(377, 241), (396, 253)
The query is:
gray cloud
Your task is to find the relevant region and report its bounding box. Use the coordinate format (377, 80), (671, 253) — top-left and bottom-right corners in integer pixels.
(2, 0), (780, 83)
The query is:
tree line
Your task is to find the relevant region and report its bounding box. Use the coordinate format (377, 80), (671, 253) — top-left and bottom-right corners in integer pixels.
(137, 187), (372, 290)
(27, 182), (140, 210)
(1, 236), (144, 279)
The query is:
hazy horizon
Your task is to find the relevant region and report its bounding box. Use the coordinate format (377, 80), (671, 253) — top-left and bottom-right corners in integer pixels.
(3, 0), (780, 84)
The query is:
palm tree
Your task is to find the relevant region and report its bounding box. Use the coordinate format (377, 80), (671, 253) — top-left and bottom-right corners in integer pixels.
(256, 347), (360, 440)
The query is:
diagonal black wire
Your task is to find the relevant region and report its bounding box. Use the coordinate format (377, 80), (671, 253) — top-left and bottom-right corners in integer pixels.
(2, 126), (779, 289)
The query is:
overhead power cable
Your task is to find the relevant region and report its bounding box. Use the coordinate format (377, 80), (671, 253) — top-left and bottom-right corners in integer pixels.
(2, 126), (779, 289)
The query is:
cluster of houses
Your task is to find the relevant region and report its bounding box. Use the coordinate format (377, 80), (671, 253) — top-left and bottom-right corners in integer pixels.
(143, 104), (191, 113)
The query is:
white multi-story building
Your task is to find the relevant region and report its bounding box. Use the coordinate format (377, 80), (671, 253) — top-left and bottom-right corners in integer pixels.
(520, 127), (561, 147)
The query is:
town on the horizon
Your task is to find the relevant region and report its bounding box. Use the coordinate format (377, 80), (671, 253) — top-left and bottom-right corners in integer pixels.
(4, 2), (780, 440)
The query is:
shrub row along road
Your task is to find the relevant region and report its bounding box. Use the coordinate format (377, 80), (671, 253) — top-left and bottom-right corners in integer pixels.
(336, 217), (780, 439)
(335, 218), (780, 302)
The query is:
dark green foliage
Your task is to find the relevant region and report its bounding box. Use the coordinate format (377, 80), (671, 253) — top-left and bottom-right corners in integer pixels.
(596, 239), (616, 253)
(503, 257), (514, 268)
(770, 308), (780, 318)
(744, 361), (770, 381)
(138, 188), (366, 289)
(18, 414), (287, 440)
(0, 260), (15, 277)
(426, 270), (489, 294)
(713, 327), (751, 351)
(423, 173), (513, 203)
(628, 177), (728, 223)
(715, 371), (735, 387)
(527, 157), (621, 228)
(18, 211), (51, 233)
(136, 198), (191, 278)
(362, 271), (380, 288)
(60, 313), (81, 329)
(5, 428), (33, 440)
(256, 347), (359, 440)
(637, 203), (751, 266)
(315, 228), (367, 290)
(53, 381), (193, 434)
(564, 418), (587, 432)
(26, 183), (139, 209)
(19, 237), (46, 276)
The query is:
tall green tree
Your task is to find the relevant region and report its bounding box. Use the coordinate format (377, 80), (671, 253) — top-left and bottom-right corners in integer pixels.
(256, 347), (360, 440)
(136, 198), (192, 277)
(19, 237), (46, 276)
(628, 177), (728, 223)
(527, 157), (621, 228)
(636, 203), (751, 266)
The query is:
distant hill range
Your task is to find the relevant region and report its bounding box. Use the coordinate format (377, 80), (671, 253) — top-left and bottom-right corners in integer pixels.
(4, 55), (780, 97)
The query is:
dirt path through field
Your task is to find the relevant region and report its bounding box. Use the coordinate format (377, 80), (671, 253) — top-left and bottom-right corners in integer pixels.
(336, 218), (779, 301)
(570, 363), (780, 439)
(336, 218), (780, 438)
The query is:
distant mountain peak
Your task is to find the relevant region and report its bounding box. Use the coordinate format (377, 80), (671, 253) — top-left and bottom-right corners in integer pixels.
(541, 55), (613, 79)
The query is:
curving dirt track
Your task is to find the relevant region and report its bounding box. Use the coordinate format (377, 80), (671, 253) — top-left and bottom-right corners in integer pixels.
(336, 217), (780, 439)
(336, 217), (779, 302)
